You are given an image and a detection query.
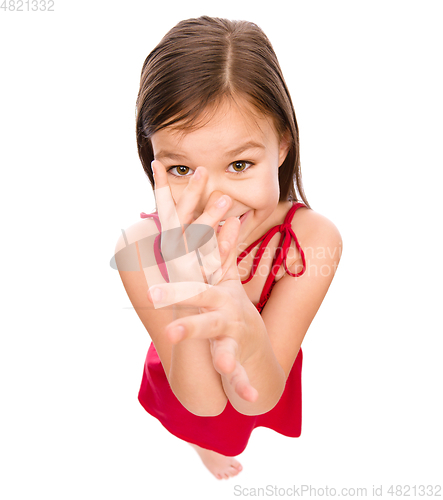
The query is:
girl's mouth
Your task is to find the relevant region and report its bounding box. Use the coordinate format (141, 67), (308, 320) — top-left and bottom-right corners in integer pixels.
(216, 210), (250, 232)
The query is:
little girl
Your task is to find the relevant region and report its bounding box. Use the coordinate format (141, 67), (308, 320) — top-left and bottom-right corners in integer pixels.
(116, 16), (342, 480)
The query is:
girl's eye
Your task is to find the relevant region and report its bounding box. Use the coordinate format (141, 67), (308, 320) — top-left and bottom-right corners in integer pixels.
(166, 161), (253, 178)
(167, 166), (192, 177)
(228, 161), (253, 174)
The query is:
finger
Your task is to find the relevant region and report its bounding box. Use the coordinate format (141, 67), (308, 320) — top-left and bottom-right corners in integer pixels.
(229, 364), (259, 403)
(152, 160), (202, 283)
(147, 279), (231, 310)
(162, 309), (228, 343)
(180, 192), (233, 284)
(209, 336), (237, 373)
(152, 160), (181, 233)
(197, 234), (230, 287)
(175, 166), (207, 226)
(193, 207), (240, 286)
(210, 338), (258, 402)
(193, 192), (232, 231)
(216, 216), (241, 282)
(147, 281), (215, 309)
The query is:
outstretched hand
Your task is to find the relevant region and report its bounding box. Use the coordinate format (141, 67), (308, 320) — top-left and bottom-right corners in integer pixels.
(146, 159), (264, 403)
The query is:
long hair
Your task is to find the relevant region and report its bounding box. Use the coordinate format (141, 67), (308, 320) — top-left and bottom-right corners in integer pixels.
(136, 16), (310, 208)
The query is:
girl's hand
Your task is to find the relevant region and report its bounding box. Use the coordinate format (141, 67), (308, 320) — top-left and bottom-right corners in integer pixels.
(147, 159), (265, 403)
(151, 159), (233, 296)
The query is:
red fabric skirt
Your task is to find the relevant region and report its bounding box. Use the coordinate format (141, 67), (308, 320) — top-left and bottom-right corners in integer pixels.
(138, 342), (302, 457)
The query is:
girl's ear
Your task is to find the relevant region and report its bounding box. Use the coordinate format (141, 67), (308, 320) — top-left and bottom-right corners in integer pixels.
(278, 130), (292, 167)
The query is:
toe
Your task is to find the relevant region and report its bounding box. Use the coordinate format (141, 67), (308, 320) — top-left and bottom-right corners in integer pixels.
(228, 464), (241, 477)
(232, 460), (243, 471)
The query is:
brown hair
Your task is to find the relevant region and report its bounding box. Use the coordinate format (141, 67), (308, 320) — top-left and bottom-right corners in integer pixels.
(136, 16), (310, 208)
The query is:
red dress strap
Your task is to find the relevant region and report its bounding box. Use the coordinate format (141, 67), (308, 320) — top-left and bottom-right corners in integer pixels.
(237, 202), (307, 311)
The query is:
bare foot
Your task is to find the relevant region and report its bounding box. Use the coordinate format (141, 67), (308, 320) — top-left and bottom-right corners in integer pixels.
(189, 443), (243, 480)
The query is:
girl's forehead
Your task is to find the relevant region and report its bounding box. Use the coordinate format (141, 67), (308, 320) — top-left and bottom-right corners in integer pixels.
(162, 99), (277, 145)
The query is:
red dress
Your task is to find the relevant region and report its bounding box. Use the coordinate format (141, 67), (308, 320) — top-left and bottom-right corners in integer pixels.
(137, 202), (307, 456)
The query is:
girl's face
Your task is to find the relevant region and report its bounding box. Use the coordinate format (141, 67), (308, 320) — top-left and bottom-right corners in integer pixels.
(150, 99), (290, 250)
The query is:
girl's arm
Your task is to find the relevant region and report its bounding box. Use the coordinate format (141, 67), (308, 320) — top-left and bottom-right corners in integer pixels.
(169, 334), (228, 416)
(220, 209), (342, 415)
(115, 219), (228, 416)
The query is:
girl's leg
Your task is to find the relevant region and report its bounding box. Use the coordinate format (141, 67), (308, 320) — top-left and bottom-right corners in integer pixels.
(189, 443), (243, 480)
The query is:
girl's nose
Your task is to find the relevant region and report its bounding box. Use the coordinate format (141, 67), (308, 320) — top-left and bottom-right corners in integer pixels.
(204, 190), (228, 210)
(192, 167), (232, 217)
(193, 189), (230, 220)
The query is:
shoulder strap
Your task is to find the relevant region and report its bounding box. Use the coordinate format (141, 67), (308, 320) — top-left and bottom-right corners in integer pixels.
(284, 202), (306, 224)
(237, 202), (307, 282)
(252, 202), (308, 310)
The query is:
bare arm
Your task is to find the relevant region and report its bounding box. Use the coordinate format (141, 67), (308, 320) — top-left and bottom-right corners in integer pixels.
(115, 219), (227, 416)
(219, 209), (343, 415)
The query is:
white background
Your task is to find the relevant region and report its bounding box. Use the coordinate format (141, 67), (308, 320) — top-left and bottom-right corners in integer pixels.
(1, 1), (442, 498)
